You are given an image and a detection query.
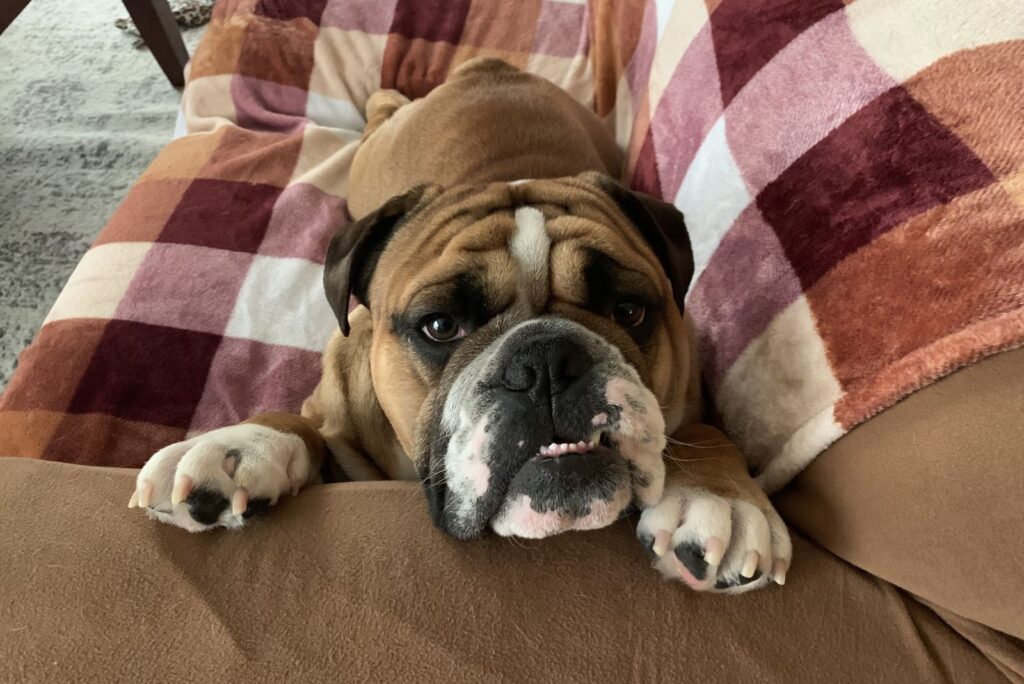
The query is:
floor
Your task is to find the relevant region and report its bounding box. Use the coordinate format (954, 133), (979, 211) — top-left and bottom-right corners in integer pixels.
(0, 0), (205, 391)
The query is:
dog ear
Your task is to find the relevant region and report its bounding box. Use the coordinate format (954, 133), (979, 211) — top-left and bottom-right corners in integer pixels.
(323, 185), (432, 336)
(592, 175), (695, 310)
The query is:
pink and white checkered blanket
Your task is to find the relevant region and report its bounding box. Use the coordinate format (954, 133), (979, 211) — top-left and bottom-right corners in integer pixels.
(2, 0), (1022, 492)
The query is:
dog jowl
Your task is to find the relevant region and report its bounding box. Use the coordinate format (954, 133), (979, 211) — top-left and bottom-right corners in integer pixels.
(420, 316), (667, 540)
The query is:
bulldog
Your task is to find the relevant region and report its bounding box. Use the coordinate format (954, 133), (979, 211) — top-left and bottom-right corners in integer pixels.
(129, 58), (791, 593)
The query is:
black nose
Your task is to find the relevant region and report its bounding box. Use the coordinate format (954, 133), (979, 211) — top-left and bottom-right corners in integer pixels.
(501, 335), (594, 398)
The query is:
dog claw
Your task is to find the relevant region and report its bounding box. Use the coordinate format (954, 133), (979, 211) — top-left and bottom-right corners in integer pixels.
(231, 488), (249, 516)
(652, 529), (672, 557)
(128, 490), (138, 509)
(772, 560), (788, 586)
(170, 474), (193, 506)
(703, 537), (725, 567)
(137, 480), (154, 508)
(740, 550), (760, 579)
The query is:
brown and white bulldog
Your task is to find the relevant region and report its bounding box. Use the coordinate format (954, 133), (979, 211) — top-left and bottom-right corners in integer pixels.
(129, 58), (791, 593)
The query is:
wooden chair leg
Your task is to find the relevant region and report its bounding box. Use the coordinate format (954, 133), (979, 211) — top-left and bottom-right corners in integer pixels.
(0, 0), (34, 35)
(121, 0), (189, 88)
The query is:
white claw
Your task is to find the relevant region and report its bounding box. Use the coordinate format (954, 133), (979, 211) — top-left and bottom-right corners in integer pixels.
(652, 529), (672, 557)
(772, 560), (788, 586)
(704, 537), (725, 567)
(740, 551), (760, 579)
(128, 490), (138, 509)
(137, 480), (154, 508)
(231, 488), (249, 516)
(170, 474), (193, 506)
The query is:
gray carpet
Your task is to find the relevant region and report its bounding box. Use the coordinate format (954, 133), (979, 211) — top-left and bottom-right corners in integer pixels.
(0, 0), (206, 391)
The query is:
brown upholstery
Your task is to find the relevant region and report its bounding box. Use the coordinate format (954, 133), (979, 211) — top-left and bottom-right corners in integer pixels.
(0, 460), (1007, 681)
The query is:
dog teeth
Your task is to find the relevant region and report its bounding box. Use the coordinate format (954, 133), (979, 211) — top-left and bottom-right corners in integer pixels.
(538, 440), (596, 458)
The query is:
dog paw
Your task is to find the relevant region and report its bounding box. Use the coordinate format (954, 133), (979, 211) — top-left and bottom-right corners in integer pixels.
(636, 486), (792, 593)
(128, 423), (312, 532)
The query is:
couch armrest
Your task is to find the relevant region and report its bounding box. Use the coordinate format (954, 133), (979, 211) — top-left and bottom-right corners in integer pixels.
(0, 459), (1002, 682)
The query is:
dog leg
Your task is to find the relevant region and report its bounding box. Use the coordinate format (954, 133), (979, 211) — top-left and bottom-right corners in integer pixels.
(128, 412), (325, 532)
(636, 424), (792, 593)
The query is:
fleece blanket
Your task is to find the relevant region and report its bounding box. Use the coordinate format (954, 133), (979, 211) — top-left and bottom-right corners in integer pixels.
(1, 0), (1022, 493)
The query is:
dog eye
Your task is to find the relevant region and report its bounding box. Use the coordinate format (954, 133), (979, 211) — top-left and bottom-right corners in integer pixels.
(420, 315), (466, 342)
(612, 300), (646, 328)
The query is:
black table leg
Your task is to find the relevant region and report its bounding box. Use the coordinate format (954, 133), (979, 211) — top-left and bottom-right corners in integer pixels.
(121, 0), (189, 88)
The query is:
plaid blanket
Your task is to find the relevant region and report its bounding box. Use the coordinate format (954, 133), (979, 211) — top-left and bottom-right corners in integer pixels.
(1, 0), (1022, 492)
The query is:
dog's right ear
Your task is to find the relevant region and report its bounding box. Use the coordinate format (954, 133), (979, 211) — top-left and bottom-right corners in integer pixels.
(323, 185), (433, 336)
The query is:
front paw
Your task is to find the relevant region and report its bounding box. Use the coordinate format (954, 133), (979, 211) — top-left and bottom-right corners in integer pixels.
(128, 423), (312, 532)
(637, 487), (792, 593)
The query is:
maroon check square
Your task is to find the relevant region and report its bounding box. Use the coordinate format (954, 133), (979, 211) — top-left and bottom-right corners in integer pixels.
(67, 321), (223, 429)
(710, 0), (843, 107)
(759, 86), (997, 289)
(255, 0), (328, 23)
(390, 0), (471, 44)
(159, 179), (282, 253)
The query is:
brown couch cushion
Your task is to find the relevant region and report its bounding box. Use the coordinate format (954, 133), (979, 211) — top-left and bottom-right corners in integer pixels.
(0, 458), (1003, 682)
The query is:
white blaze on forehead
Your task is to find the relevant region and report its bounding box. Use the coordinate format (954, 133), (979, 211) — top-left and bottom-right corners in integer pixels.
(511, 206), (550, 306)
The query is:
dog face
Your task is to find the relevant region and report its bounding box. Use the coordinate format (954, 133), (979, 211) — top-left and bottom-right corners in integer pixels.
(324, 173), (694, 539)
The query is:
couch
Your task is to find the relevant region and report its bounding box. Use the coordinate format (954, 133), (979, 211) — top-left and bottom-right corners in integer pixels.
(2, 0), (1022, 680)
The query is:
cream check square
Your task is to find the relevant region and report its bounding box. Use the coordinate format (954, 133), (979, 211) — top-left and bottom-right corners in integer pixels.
(224, 255), (337, 351)
(44, 243), (153, 325)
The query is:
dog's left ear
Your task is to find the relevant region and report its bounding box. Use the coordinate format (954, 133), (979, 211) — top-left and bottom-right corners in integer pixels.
(323, 185), (435, 336)
(591, 174), (695, 309)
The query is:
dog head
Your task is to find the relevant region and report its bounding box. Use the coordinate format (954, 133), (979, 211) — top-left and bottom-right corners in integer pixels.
(324, 172), (695, 539)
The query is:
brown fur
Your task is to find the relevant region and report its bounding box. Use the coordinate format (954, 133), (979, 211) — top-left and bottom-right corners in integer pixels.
(348, 58), (623, 219)
(665, 424), (773, 510)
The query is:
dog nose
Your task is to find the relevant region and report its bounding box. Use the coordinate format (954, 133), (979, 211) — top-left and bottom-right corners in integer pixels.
(501, 335), (594, 397)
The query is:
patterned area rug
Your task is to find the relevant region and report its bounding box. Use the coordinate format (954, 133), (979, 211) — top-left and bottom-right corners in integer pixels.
(0, 0), (205, 390)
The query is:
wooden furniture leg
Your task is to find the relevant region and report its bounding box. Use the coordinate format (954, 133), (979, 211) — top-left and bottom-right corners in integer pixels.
(0, 0), (33, 34)
(121, 0), (189, 88)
